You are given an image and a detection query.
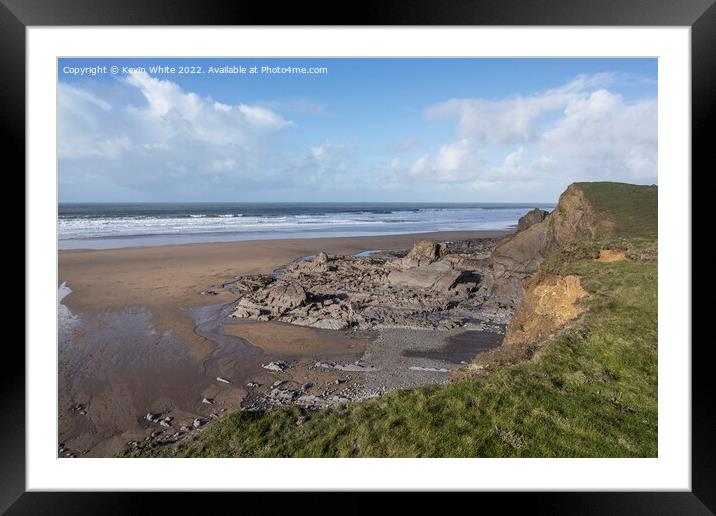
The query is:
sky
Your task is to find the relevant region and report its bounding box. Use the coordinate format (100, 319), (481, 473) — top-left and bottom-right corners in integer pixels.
(58, 58), (657, 203)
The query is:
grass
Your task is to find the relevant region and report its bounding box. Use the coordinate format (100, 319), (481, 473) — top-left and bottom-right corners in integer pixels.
(574, 182), (658, 239)
(125, 238), (657, 458)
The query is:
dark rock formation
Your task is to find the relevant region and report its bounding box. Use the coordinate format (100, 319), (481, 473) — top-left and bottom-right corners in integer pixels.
(387, 261), (476, 293)
(233, 281), (307, 319)
(399, 240), (444, 268)
(489, 184), (606, 306)
(489, 219), (555, 302)
(517, 208), (549, 232)
(229, 238), (505, 330)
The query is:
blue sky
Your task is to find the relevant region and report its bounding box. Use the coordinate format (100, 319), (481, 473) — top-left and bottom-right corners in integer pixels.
(58, 58), (657, 203)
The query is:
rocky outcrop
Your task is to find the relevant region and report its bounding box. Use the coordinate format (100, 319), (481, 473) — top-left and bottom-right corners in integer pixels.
(549, 184), (608, 244)
(265, 282), (307, 312)
(489, 220), (555, 302)
(398, 240), (444, 268)
(306, 251), (332, 273)
(517, 208), (549, 232)
(441, 253), (489, 271)
(232, 281), (307, 319)
(460, 182), (658, 374)
(230, 183), (643, 339)
(229, 238), (504, 331)
(489, 184), (608, 306)
(387, 261), (480, 294)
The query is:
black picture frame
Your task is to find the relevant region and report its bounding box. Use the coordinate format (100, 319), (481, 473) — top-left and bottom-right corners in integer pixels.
(4, 0), (708, 513)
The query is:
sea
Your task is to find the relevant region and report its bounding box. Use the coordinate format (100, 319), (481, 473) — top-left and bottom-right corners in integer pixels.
(58, 202), (555, 250)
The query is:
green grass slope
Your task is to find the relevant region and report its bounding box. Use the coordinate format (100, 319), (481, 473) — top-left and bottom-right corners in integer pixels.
(575, 182), (658, 239)
(125, 235), (658, 458)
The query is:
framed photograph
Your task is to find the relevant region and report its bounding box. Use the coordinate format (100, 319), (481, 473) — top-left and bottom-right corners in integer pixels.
(8, 0), (708, 512)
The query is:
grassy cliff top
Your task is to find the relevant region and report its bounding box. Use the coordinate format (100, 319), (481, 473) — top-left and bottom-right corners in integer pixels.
(574, 182), (657, 239)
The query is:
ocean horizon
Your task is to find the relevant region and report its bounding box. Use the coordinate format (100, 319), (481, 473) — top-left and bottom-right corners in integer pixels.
(58, 202), (555, 250)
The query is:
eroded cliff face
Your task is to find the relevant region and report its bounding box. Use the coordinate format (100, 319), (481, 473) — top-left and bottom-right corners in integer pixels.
(489, 184), (606, 306)
(488, 219), (555, 302)
(466, 182), (647, 372)
(501, 274), (588, 348)
(549, 183), (613, 244)
(455, 271), (589, 378)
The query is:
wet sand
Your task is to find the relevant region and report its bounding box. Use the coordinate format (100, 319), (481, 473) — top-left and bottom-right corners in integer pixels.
(402, 330), (504, 364)
(58, 230), (510, 457)
(224, 321), (372, 357)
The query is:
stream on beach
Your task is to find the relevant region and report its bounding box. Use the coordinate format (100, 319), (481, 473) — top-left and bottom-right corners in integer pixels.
(58, 280), (504, 457)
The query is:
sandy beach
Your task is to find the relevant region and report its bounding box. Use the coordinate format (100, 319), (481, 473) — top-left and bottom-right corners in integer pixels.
(58, 230), (510, 457)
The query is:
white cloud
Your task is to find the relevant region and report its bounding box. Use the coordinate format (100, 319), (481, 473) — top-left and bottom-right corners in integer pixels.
(270, 140), (360, 194)
(409, 154), (431, 177)
(59, 72), (295, 200)
(539, 89), (657, 180)
(434, 139), (479, 182)
(415, 73), (656, 188)
(308, 141), (354, 173)
(408, 139), (481, 183)
(237, 104), (293, 129)
(122, 71), (292, 146)
(425, 73), (617, 146)
(492, 147), (531, 180)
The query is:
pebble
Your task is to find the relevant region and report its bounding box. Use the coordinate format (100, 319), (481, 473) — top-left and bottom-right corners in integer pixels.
(202, 398), (215, 405)
(408, 366), (450, 373)
(216, 377), (231, 384)
(262, 361), (289, 372)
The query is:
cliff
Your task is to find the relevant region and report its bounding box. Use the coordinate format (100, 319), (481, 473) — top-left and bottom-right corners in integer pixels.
(489, 182), (657, 305)
(502, 273), (588, 348)
(470, 181), (658, 369)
